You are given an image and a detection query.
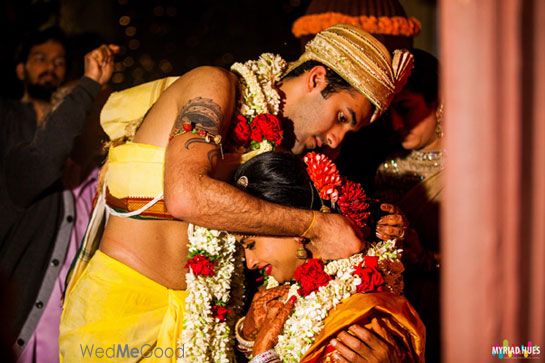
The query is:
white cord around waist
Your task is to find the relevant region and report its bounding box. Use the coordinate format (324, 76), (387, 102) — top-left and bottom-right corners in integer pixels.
(102, 175), (164, 218)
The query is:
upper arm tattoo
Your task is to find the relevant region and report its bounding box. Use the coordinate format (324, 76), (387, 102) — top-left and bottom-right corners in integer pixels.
(170, 97), (224, 140)
(170, 97), (225, 162)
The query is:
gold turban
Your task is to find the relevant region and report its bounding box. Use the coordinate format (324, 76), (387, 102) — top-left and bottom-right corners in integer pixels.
(286, 23), (413, 122)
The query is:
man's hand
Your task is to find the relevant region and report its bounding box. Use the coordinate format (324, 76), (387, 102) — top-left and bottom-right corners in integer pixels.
(242, 285), (290, 341)
(307, 213), (364, 260)
(330, 325), (402, 363)
(375, 204), (408, 241)
(84, 44), (120, 85)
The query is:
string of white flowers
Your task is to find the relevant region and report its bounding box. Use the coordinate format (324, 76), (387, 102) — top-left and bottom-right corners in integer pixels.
(181, 53), (287, 363)
(230, 53), (286, 118)
(180, 226), (237, 363)
(268, 240), (403, 363)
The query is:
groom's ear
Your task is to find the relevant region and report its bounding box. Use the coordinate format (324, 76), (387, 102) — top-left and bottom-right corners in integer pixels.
(306, 65), (328, 93)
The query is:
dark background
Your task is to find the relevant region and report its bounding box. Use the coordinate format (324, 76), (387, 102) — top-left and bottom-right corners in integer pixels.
(0, 0), (436, 99)
(0, 0), (313, 98)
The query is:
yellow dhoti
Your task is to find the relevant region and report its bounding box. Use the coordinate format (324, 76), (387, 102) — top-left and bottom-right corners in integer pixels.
(60, 250), (186, 362)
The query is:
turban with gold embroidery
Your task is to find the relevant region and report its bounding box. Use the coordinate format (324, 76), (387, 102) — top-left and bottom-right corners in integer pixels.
(286, 23), (413, 123)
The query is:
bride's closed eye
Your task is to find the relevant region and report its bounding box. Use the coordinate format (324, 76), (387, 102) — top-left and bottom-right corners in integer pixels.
(243, 241), (256, 250)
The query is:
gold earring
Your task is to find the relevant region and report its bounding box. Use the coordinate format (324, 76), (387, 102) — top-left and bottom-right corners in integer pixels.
(435, 104), (444, 138)
(296, 247), (308, 260)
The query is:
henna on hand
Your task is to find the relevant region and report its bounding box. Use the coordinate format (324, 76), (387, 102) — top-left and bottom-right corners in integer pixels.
(252, 297), (296, 356)
(243, 285), (290, 340)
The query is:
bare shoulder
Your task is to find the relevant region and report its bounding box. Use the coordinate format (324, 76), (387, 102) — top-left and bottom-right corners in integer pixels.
(134, 67), (238, 145)
(186, 66), (237, 82)
(168, 66), (238, 96)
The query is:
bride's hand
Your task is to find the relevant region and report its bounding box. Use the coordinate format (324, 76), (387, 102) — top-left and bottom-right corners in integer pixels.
(242, 285), (290, 340)
(252, 297), (296, 356)
(375, 203), (408, 241)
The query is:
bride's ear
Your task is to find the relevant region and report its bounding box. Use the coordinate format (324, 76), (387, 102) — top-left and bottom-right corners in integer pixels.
(294, 237), (306, 244)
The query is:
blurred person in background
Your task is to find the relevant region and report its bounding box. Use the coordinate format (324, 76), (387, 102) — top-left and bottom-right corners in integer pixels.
(375, 48), (443, 363)
(0, 26), (118, 362)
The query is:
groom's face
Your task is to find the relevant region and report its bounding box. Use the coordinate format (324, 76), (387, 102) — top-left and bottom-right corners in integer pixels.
(292, 90), (373, 155)
(285, 68), (373, 155)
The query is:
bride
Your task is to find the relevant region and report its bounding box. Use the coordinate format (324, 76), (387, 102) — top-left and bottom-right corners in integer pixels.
(232, 151), (425, 363)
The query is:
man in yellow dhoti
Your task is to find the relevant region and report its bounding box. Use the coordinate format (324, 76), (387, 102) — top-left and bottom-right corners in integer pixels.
(60, 24), (413, 362)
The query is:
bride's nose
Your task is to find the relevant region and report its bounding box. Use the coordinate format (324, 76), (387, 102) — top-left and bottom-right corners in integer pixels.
(245, 251), (259, 270)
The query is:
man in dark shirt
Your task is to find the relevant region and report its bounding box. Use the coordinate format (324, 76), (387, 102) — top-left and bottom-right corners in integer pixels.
(0, 27), (118, 359)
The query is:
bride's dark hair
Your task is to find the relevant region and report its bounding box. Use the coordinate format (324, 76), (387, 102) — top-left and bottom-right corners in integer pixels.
(233, 152), (321, 212)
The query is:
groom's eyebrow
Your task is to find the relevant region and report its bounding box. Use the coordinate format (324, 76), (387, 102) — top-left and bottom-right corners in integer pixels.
(349, 108), (357, 126)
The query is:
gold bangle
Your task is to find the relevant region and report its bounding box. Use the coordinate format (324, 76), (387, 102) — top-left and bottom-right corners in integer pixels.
(235, 317), (254, 350)
(301, 211), (317, 238)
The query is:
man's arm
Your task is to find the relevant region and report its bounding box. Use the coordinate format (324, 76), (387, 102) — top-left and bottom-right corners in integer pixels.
(163, 70), (362, 259)
(4, 45), (118, 208)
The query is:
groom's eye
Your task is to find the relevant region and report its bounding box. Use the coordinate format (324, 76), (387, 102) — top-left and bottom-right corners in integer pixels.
(337, 111), (348, 124)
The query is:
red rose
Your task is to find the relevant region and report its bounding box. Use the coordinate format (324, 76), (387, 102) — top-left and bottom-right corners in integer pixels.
(251, 114), (283, 145)
(353, 257), (384, 293)
(186, 254), (216, 276)
(261, 115), (283, 145)
(230, 114), (251, 146)
(293, 259), (332, 296)
(212, 305), (232, 322)
(364, 256), (379, 269)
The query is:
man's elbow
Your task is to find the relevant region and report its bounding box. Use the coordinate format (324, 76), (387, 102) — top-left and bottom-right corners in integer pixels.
(164, 188), (199, 221)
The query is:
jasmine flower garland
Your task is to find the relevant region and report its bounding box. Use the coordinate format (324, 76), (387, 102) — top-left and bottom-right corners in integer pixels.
(266, 240), (404, 363)
(180, 53), (287, 363)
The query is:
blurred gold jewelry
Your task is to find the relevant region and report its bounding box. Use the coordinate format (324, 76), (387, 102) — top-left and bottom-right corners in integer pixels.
(301, 211), (317, 238)
(435, 103), (444, 138)
(297, 247), (308, 260)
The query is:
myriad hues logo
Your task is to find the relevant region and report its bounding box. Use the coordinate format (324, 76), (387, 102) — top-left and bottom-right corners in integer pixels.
(491, 339), (541, 359)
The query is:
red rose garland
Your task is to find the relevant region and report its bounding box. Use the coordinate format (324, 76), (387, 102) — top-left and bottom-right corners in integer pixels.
(231, 114), (251, 146)
(229, 113), (283, 149)
(353, 256), (385, 293)
(186, 254), (233, 322)
(212, 305), (232, 322)
(251, 114), (283, 145)
(185, 254), (216, 277)
(293, 256), (385, 297)
(293, 259), (332, 296)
